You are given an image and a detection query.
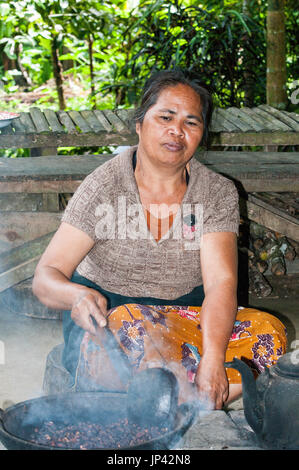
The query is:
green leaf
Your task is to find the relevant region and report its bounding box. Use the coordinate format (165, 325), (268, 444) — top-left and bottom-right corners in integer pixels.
(227, 10), (252, 35)
(0, 3), (10, 16)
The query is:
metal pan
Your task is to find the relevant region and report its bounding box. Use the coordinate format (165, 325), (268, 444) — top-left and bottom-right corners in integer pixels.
(0, 391), (195, 450)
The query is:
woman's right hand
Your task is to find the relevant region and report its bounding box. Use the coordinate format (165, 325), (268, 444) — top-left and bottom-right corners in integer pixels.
(71, 288), (108, 336)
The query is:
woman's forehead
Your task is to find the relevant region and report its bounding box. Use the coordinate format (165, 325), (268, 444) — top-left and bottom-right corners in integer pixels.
(152, 84), (202, 113)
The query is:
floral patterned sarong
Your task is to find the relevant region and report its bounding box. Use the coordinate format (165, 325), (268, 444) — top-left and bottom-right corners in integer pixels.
(74, 304), (287, 401)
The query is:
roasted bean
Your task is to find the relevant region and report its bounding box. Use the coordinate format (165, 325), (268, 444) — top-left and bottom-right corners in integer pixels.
(29, 418), (169, 449)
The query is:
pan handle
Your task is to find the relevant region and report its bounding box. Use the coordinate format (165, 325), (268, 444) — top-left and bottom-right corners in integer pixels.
(0, 408), (4, 427)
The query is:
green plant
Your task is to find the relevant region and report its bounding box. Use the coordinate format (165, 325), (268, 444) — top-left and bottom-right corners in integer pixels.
(101, 0), (267, 108)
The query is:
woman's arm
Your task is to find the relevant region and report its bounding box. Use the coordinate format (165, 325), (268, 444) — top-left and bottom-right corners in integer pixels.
(195, 231), (238, 409)
(32, 222), (108, 334)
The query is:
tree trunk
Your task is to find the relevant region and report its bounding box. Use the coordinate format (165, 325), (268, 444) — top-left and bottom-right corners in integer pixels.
(15, 42), (33, 87)
(51, 34), (66, 110)
(266, 0), (288, 109)
(0, 48), (17, 72)
(61, 45), (74, 71)
(88, 35), (96, 109)
(242, 0), (255, 107)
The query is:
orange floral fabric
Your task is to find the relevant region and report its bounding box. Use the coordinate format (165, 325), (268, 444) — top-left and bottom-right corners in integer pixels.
(74, 304), (287, 401)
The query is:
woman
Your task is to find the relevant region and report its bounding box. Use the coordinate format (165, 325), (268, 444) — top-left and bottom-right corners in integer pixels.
(33, 69), (287, 410)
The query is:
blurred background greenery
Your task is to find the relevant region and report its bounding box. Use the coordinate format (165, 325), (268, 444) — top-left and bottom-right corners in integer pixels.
(0, 0), (298, 157)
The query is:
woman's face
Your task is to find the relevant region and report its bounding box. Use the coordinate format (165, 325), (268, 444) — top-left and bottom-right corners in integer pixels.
(136, 84), (204, 169)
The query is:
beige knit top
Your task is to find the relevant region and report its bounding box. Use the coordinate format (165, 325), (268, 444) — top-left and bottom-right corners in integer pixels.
(61, 146), (240, 299)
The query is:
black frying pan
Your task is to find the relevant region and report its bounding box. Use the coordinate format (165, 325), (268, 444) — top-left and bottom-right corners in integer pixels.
(0, 391), (195, 450)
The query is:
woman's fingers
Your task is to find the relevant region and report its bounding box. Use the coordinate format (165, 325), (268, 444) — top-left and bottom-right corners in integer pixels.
(95, 294), (108, 319)
(71, 289), (108, 334)
(197, 383), (227, 410)
(195, 358), (229, 410)
(90, 309), (107, 329)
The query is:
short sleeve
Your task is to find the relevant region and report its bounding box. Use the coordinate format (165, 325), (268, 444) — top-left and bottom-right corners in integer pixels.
(203, 177), (240, 236)
(61, 172), (101, 241)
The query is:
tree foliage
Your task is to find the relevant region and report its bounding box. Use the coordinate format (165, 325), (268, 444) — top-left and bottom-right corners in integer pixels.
(0, 0), (298, 111)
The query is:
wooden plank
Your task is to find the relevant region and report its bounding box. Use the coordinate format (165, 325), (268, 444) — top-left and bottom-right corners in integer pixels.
(57, 111), (77, 134)
(203, 162), (299, 178)
(0, 153), (298, 194)
(266, 192), (299, 212)
(0, 179), (82, 194)
(258, 105), (299, 132)
(40, 193), (59, 211)
(30, 147), (58, 157)
(0, 170), (298, 195)
(238, 178), (299, 192)
(0, 132), (138, 148)
(29, 107), (51, 133)
(224, 108), (252, 132)
(116, 109), (136, 132)
(7, 152), (296, 182)
(0, 231), (55, 275)
(81, 110), (105, 133)
(93, 110), (112, 132)
(281, 110), (299, 124)
(252, 192), (299, 220)
(248, 193), (298, 224)
(198, 151), (299, 163)
(68, 110), (93, 133)
(103, 109), (127, 133)
(211, 108), (231, 133)
(229, 108), (266, 132)
(212, 108), (241, 132)
(11, 117), (26, 134)
(0, 211), (61, 254)
(18, 112), (36, 133)
(209, 111), (225, 133)
(0, 154), (114, 182)
(238, 108), (273, 131)
(0, 193), (45, 211)
(242, 196), (299, 242)
(0, 123), (14, 135)
(244, 108), (275, 130)
(210, 132), (299, 146)
(43, 109), (65, 133)
(0, 255), (41, 292)
(254, 107), (293, 131)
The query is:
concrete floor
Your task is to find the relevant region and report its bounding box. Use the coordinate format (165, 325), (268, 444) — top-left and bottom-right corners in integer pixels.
(0, 294), (298, 449)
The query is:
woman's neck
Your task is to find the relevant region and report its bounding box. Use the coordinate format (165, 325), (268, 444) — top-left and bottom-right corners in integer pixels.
(133, 151), (189, 198)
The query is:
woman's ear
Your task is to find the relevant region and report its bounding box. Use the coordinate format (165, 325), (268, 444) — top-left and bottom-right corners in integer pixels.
(135, 121), (141, 136)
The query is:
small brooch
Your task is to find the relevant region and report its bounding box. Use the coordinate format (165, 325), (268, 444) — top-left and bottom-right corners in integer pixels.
(183, 213), (196, 239)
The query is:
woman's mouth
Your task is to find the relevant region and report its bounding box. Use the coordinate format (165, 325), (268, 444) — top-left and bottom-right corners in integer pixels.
(163, 142), (184, 152)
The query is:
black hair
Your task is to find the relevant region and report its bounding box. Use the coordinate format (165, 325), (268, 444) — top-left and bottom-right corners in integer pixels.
(134, 69), (213, 147)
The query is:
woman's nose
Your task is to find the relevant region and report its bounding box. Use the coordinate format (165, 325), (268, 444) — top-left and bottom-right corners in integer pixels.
(169, 122), (184, 137)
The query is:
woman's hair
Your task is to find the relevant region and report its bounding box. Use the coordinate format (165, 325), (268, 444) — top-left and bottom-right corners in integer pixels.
(134, 69), (213, 147)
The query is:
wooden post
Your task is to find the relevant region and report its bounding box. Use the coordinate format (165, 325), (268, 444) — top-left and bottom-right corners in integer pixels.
(266, 0), (288, 110)
(242, 0), (255, 107)
(30, 147), (58, 157)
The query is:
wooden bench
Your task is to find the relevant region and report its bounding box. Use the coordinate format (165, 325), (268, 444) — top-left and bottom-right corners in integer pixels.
(0, 105), (298, 313)
(0, 105), (299, 154)
(0, 151), (298, 294)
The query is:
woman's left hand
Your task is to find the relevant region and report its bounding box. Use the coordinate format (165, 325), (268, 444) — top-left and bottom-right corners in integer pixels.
(194, 354), (229, 410)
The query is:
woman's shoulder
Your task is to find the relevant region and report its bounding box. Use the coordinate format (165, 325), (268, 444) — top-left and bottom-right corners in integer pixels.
(83, 146), (136, 194)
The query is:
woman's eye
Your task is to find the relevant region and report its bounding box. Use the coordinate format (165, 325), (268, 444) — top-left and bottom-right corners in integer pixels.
(160, 115), (171, 121)
(187, 121), (197, 126)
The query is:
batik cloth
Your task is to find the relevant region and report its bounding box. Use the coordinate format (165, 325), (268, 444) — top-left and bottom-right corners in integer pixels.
(73, 303), (287, 401)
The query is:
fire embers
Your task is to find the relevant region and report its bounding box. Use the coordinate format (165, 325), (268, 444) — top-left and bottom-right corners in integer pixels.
(29, 419), (169, 449)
